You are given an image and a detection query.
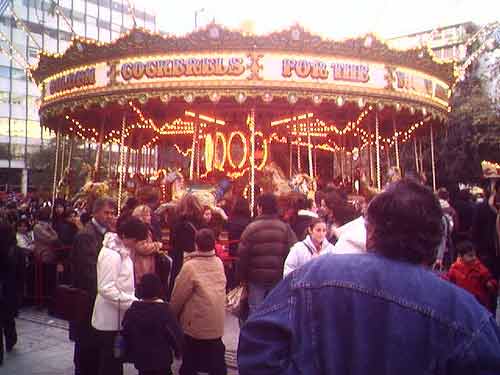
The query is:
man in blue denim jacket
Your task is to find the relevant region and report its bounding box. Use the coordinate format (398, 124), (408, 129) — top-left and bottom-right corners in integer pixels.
(238, 179), (500, 374)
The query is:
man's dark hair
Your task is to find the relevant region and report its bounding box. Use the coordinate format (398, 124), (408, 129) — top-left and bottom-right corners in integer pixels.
(116, 217), (148, 241)
(324, 190), (357, 226)
(257, 193), (278, 215)
(231, 197), (251, 218)
(136, 273), (163, 299)
(437, 187), (450, 201)
(366, 179), (443, 265)
(92, 197), (116, 215)
(456, 240), (475, 257)
(195, 228), (216, 252)
(38, 206), (52, 221)
(293, 195), (311, 211)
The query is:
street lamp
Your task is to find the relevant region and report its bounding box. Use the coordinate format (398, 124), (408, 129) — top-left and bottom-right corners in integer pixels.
(194, 8), (205, 30)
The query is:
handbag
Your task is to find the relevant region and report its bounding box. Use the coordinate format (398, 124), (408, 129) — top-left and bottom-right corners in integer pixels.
(225, 284), (249, 320)
(53, 285), (93, 322)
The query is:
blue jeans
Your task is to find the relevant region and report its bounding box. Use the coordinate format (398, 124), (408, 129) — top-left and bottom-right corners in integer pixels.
(248, 283), (273, 316)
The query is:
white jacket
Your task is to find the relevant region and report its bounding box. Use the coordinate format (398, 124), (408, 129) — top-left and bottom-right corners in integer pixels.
(92, 232), (137, 331)
(333, 216), (366, 254)
(283, 235), (334, 278)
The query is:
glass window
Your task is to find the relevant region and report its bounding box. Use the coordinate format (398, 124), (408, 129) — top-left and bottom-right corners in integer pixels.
(111, 1), (123, 12)
(0, 66), (10, 78)
(97, 18), (110, 30)
(28, 46), (39, 59)
(87, 25), (98, 39)
(100, 5), (111, 20)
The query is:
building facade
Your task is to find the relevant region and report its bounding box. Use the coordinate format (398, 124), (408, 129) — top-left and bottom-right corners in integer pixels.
(387, 22), (477, 62)
(0, 0), (155, 193)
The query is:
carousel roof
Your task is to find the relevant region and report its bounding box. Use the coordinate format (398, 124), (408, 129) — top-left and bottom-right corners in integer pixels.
(31, 24), (456, 86)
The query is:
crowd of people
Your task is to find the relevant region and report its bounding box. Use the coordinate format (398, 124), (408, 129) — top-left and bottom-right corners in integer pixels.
(0, 175), (499, 373)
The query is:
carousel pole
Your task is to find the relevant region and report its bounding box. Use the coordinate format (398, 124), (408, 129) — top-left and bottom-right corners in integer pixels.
(375, 111), (381, 190)
(118, 115), (127, 216)
(419, 140), (424, 175)
(413, 137), (419, 173)
(65, 137), (74, 200)
(51, 127), (61, 207)
(249, 109), (256, 217)
(385, 143), (391, 171)
(296, 123), (301, 172)
(196, 135), (201, 179)
(189, 117), (198, 180)
(59, 135), (66, 183)
(313, 147), (318, 178)
(288, 136), (293, 177)
(307, 121), (313, 179)
(430, 123), (437, 191)
(393, 116), (400, 170)
(332, 152), (335, 180)
(125, 145), (131, 179)
(368, 140), (373, 185)
(94, 121), (105, 181)
(340, 136), (344, 182)
(107, 144), (113, 179)
(67, 137), (73, 171)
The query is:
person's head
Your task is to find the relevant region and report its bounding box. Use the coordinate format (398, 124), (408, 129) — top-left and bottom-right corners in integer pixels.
(176, 193), (203, 222)
(132, 205), (152, 225)
(230, 197), (251, 218)
(202, 206), (213, 223)
(308, 218), (327, 244)
(92, 197), (117, 229)
(116, 216), (149, 251)
(136, 273), (163, 300)
(38, 206), (52, 222)
(257, 193), (278, 215)
(324, 190), (357, 226)
(16, 218), (30, 234)
(195, 228), (216, 252)
(54, 202), (65, 216)
(293, 194), (314, 212)
(456, 241), (477, 263)
(123, 197), (139, 213)
(63, 209), (79, 224)
(365, 179), (443, 265)
(437, 187), (450, 202)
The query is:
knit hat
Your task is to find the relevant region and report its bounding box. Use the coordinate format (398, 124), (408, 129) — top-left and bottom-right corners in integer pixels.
(136, 273), (163, 300)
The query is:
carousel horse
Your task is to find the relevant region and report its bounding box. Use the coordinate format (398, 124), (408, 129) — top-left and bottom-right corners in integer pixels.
(263, 162), (292, 195)
(290, 173), (317, 200)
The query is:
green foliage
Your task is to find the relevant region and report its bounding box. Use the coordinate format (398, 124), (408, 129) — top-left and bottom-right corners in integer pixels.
(29, 140), (98, 195)
(435, 66), (500, 185)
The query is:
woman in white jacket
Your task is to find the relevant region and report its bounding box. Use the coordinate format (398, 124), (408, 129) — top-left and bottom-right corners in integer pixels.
(92, 217), (149, 375)
(284, 218), (334, 278)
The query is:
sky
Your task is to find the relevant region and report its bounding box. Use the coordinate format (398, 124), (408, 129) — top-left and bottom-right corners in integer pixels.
(139, 0), (498, 39)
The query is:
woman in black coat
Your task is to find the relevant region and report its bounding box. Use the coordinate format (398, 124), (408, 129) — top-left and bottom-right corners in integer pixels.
(169, 194), (203, 290)
(226, 197), (252, 256)
(0, 221), (19, 363)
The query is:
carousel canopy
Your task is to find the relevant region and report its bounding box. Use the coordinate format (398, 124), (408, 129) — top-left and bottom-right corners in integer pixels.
(30, 24), (457, 153)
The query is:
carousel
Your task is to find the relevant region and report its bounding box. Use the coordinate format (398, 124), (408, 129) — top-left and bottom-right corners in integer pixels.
(30, 24), (457, 212)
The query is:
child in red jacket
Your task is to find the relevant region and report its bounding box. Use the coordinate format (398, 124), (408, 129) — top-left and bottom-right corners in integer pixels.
(448, 241), (498, 312)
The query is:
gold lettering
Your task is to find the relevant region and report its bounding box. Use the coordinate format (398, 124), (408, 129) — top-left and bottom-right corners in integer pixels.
(132, 62), (145, 80)
(173, 59), (185, 76)
(282, 59), (294, 78)
(229, 57), (245, 76)
(215, 58), (229, 75)
(295, 60), (311, 79)
(145, 61), (157, 78)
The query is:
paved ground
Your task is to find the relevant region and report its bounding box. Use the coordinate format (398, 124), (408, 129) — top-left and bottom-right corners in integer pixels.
(1, 308), (240, 375)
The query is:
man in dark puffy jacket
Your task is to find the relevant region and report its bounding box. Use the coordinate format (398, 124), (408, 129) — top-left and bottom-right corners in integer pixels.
(237, 193), (297, 316)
